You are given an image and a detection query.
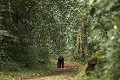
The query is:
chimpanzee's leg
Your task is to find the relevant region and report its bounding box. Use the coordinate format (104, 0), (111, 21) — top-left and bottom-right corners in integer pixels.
(59, 60), (61, 68)
(61, 61), (64, 68)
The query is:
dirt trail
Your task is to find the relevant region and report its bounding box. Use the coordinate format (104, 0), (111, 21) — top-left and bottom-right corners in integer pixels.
(15, 61), (80, 80)
(40, 61), (79, 76)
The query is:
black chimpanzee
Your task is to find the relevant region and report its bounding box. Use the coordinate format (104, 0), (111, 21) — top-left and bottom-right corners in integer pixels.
(57, 56), (64, 68)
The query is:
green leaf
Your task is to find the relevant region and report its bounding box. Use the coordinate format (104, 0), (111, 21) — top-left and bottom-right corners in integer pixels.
(0, 30), (10, 36)
(89, 0), (95, 6)
(103, 0), (114, 10)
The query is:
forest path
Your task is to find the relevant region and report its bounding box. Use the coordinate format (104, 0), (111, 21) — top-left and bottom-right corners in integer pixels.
(19, 61), (80, 80)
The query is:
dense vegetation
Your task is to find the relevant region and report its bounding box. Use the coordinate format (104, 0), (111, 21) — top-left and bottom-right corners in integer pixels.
(0, 0), (120, 80)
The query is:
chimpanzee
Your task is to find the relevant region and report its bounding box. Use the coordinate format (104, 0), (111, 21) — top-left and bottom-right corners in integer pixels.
(57, 56), (64, 68)
(86, 57), (97, 75)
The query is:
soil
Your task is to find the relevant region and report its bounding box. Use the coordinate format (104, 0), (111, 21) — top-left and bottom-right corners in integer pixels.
(14, 61), (80, 80)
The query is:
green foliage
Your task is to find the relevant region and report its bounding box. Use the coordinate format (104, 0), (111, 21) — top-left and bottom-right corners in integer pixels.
(0, 1), (119, 80)
(0, 0), (81, 70)
(2, 61), (20, 71)
(88, 0), (120, 80)
(104, 27), (120, 80)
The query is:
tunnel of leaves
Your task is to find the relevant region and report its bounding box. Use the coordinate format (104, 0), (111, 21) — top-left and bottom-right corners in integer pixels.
(0, 0), (120, 80)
